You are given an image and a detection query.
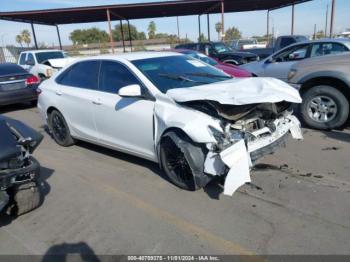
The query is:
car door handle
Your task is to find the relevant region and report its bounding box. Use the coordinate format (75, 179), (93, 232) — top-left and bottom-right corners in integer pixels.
(55, 90), (62, 96)
(92, 99), (102, 105)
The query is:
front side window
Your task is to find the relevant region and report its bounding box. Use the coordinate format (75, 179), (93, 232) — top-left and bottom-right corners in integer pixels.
(35, 51), (64, 64)
(213, 43), (231, 54)
(57, 60), (100, 90)
(310, 43), (349, 57)
(27, 53), (35, 64)
(273, 44), (309, 62)
(19, 53), (26, 65)
(99, 61), (141, 94)
(132, 55), (231, 93)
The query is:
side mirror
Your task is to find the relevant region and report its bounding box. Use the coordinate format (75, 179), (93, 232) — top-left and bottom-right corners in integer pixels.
(265, 57), (274, 64)
(25, 60), (35, 66)
(118, 84), (142, 97)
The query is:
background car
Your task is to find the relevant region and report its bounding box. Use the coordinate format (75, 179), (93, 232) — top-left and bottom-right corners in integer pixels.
(0, 63), (39, 106)
(173, 49), (252, 77)
(175, 42), (259, 65)
(18, 49), (75, 81)
(240, 39), (350, 82)
(248, 35), (309, 59)
(230, 39), (265, 50)
(288, 53), (350, 130)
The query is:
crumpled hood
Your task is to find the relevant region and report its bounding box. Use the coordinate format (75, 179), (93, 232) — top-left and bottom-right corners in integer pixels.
(46, 57), (76, 68)
(166, 77), (302, 105)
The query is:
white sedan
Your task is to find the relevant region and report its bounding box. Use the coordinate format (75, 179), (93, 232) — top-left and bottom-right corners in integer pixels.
(38, 52), (303, 196)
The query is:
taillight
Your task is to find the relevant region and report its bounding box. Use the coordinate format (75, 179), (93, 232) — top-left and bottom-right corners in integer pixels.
(26, 75), (40, 86)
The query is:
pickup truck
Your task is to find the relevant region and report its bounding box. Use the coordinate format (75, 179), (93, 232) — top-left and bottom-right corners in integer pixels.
(18, 50), (75, 81)
(230, 39), (266, 50)
(175, 42), (259, 65)
(248, 35), (309, 59)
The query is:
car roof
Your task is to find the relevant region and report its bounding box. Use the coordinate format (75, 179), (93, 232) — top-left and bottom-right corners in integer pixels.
(78, 51), (182, 62)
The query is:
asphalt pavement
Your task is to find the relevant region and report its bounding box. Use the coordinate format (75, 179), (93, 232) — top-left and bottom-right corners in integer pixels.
(1, 104), (349, 256)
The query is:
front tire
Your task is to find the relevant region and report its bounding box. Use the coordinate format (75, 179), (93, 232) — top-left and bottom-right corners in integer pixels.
(300, 85), (349, 130)
(159, 131), (211, 191)
(48, 110), (75, 146)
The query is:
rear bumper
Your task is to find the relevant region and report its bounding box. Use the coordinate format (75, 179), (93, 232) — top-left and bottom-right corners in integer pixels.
(0, 86), (37, 106)
(0, 157), (40, 190)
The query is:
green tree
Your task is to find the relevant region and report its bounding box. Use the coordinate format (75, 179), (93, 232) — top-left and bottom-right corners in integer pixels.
(112, 23), (146, 41)
(148, 21), (156, 39)
(224, 26), (241, 40)
(21, 30), (31, 47)
(15, 35), (23, 47)
(198, 33), (207, 42)
(69, 27), (109, 45)
(215, 22), (223, 40)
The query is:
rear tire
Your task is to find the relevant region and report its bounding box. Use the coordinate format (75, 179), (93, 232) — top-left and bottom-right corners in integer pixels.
(300, 85), (349, 130)
(48, 110), (75, 146)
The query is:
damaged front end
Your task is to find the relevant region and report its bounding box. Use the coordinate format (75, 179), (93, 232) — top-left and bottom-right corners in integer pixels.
(181, 100), (303, 195)
(0, 116), (43, 215)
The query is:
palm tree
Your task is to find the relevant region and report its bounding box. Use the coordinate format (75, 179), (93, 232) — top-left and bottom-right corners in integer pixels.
(215, 22), (222, 40)
(21, 30), (31, 47)
(15, 35), (23, 47)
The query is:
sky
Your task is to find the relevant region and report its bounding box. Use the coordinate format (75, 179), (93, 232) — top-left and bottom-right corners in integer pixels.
(0, 0), (349, 46)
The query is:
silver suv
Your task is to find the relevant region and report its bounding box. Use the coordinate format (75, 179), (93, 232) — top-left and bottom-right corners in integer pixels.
(288, 53), (350, 130)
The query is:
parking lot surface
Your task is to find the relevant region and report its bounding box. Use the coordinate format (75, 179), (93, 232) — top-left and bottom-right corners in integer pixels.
(1, 104), (350, 255)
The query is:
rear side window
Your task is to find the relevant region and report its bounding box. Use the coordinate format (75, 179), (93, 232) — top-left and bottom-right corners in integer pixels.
(57, 60), (100, 90)
(99, 61), (141, 94)
(311, 43), (349, 57)
(19, 53), (26, 65)
(280, 37), (296, 49)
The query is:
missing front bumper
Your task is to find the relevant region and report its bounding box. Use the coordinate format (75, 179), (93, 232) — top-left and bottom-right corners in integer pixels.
(205, 114), (303, 196)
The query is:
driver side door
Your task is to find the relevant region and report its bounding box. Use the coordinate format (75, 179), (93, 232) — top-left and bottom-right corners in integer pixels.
(93, 60), (156, 160)
(263, 44), (310, 82)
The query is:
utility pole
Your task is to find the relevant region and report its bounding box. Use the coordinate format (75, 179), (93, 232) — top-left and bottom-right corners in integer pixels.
(313, 24), (317, 39)
(291, 4), (295, 35)
(325, 4), (328, 36)
(176, 16), (180, 41)
(329, 0), (336, 38)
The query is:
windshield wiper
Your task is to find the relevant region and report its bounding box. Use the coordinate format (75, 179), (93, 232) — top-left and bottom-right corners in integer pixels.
(185, 72), (232, 79)
(158, 73), (208, 84)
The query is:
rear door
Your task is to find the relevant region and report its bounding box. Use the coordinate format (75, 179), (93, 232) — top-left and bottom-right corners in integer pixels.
(55, 60), (100, 141)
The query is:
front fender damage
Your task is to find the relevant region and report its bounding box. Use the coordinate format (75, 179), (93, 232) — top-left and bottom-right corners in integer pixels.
(154, 81), (303, 196)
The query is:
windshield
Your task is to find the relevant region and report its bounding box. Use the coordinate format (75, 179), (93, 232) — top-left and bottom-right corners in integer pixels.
(132, 55), (231, 93)
(185, 52), (218, 66)
(213, 43), (231, 53)
(35, 51), (64, 63)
